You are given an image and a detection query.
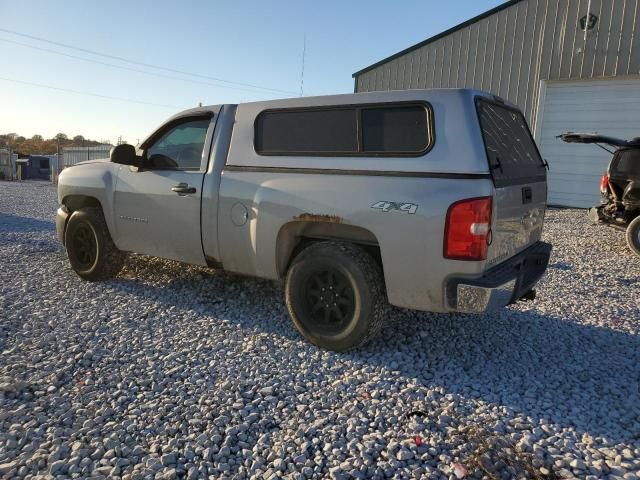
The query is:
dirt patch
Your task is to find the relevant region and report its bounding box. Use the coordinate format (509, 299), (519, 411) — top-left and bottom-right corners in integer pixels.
(293, 213), (343, 223)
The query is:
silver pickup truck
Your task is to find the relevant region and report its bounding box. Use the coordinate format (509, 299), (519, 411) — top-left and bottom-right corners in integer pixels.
(56, 89), (551, 350)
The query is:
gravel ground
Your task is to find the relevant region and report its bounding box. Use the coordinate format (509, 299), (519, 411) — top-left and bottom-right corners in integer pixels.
(0, 180), (639, 480)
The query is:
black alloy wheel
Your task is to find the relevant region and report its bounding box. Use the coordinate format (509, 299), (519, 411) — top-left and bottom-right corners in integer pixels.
(70, 221), (98, 270)
(302, 268), (356, 336)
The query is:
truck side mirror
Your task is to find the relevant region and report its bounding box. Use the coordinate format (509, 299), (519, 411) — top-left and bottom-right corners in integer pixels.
(110, 144), (140, 167)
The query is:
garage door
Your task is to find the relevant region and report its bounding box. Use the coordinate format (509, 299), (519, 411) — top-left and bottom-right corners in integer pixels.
(536, 78), (640, 208)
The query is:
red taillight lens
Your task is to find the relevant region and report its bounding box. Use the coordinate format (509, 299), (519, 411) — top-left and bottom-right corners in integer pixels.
(600, 174), (609, 193)
(444, 197), (492, 261)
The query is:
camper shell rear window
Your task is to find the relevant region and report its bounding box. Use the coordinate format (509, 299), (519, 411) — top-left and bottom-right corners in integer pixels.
(254, 102), (433, 157)
(475, 98), (546, 187)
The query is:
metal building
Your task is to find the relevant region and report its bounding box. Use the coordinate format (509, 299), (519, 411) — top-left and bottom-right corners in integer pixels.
(353, 0), (640, 207)
(61, 145), (112, 168)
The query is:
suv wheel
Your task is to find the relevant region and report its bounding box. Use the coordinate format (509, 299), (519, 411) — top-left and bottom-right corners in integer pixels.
(65, 207), (125, 281)
(285, 241), (386, 351)
(626, 216), (640, 257)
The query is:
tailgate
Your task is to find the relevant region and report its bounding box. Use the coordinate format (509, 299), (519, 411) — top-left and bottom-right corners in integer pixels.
(476, 98), (548, 265)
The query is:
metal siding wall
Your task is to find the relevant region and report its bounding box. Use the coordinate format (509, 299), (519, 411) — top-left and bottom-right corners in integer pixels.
(605, 0), (624, 75)
(61, 146), (112, 167)
(355, 0), (640, 128)
(628, 0), (640, 73)
(617, 0), (635, 74)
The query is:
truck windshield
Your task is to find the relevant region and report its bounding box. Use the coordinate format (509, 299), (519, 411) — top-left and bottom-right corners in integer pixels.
(476, 99), (546, 187)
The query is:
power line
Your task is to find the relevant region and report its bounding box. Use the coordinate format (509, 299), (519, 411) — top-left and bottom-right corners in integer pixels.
(0, 37), (283, 96)
(0, 27), (297, 95)
(0, 76), (185, 109)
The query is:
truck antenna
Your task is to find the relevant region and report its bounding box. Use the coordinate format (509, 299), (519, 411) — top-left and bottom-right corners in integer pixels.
(299, 34), (306, 97)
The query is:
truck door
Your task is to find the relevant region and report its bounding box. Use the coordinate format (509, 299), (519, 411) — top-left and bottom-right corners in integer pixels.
(113, 116), (214, 265)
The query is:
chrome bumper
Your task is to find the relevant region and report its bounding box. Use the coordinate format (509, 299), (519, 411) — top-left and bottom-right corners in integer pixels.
(55, 206), (70, 245)
(455, 279), (517, 313)
(447, 241), (552, 314)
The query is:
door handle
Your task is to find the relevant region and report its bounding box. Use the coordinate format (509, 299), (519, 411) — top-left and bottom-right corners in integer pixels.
(171, 183), (196, 195)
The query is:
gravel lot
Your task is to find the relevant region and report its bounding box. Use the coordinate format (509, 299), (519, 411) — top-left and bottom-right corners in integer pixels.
(1, 180), (639, 480)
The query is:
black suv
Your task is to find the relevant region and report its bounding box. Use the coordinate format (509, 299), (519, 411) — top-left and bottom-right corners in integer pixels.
(560, 133), (640, 257)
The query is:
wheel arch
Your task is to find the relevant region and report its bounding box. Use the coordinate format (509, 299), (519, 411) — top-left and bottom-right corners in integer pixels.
(275, 220), (383, 279)
(59, 194), (123, 251)
(62, 194), (103, 213)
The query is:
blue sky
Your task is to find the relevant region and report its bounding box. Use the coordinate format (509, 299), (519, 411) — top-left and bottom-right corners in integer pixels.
(0, 0), (503, 143)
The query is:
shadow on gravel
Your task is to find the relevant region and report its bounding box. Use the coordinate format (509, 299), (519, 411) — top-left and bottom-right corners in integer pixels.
(0, 213), (59, 253)
(107, 255), (639, 446)
(363, 308), (640, 446)
(113, 256), (300, 343)
(0, 212), (55, 232)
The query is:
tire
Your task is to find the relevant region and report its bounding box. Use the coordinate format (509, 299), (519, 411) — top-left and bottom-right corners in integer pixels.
(626, 216), (640, 257)
(285, 241), (387, 351)
(64, 207), (125, 281)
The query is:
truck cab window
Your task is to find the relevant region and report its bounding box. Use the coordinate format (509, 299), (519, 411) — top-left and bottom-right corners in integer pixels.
(146, 118), (210, 170)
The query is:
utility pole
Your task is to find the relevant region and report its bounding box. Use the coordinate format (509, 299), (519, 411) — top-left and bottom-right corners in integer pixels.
(56, 138), (61, 183)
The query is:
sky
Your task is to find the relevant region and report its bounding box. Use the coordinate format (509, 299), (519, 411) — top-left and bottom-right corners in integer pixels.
(0, 0), (504, 144)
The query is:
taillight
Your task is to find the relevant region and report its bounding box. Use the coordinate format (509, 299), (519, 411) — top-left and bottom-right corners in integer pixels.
(444, 197), (492, 261)
(600, 174), (609, 193)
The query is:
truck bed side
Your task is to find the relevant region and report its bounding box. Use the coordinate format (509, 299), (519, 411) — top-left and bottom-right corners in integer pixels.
(218, 171), (493, 311)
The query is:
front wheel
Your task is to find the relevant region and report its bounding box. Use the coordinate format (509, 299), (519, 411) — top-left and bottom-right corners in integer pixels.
(65, 207), (125, 281)
(285, 241), (387, 351)
(626, 216), (640, 257)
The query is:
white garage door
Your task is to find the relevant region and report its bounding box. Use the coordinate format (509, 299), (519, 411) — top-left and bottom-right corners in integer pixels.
(536, 78), (640, 208)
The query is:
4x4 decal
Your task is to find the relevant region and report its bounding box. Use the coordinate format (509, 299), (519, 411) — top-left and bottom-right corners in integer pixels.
(371, 201), (418, 214)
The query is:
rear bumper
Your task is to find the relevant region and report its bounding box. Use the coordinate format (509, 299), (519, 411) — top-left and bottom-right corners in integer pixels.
(446, 241), (552, 313)
(55, 206), (70, 245)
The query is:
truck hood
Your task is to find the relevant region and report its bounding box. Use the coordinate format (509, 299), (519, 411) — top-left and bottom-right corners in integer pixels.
(67, 158), (111, 167)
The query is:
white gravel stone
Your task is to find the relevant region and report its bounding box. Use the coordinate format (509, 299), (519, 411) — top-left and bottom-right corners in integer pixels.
(0, 181), (639, 479)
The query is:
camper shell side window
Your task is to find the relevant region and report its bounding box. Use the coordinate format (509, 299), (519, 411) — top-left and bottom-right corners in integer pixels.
(254, 102), (434, 157)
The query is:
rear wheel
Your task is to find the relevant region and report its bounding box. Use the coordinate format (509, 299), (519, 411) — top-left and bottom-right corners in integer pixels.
(285, 241), (386, 351)
(626, 216), (640, 257)
(65, 207), (125, 281)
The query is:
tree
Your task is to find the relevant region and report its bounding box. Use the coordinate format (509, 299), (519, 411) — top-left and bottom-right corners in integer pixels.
(1, 132), (107, 154)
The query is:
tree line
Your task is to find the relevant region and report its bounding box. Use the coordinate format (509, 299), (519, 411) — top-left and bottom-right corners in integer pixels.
(0, 133), (110, 155)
